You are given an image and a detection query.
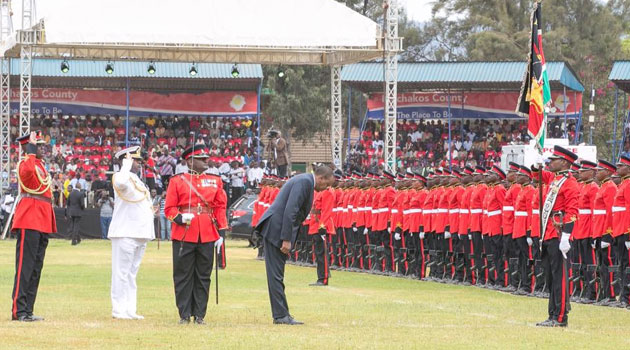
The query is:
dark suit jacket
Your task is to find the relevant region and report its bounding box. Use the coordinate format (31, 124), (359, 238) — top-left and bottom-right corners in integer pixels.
(256, 173), (314, 248)
(66, 190), (85, 217)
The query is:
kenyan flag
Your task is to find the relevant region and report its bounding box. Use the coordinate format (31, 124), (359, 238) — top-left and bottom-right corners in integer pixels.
(516, 1), (551, 153)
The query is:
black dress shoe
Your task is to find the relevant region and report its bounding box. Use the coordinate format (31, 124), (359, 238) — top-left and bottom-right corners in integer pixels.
(551, 320), (567, 327)
(273, 315), (304, 325)
(309, 281), (327, 287)
(193, 316), (206, 325)
(536, 318), (554, 327)
(178, 317), (190, 325)
(15, 315), (35, 322)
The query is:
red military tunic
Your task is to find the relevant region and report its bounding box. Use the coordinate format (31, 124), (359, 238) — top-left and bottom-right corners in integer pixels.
(433, 186), (448, 233)
(309, 189), (335, 234)
(402, 189), (414, 233)
(390, 189), (407, 232)
(574, 181), (598, 240)
(469, 183), (487, 233)
(365, 187), (377, 230)
(487, 184), (506, 236)
(612, 177), (630, 237)
(12, 154), (57, 233)
(502, 183), (521, 236)
(251, 185), (268, 228)
(421, 188), (435, 233)
(538, 170), (579, 241)
(458, 185), (474, 236)
(448, 185), (463, 234)
(409, 189), (427, 234)
(530, 185), (546, 238)
(165, 173), (227, 243)
(513, 185), (535, 239)
(592, 179), (617, 239)
(376, 186), (395, 231)
(355, 188), (367, 228)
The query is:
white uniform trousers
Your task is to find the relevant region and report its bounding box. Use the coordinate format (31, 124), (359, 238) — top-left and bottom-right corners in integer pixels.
(111, 237), (149, 318)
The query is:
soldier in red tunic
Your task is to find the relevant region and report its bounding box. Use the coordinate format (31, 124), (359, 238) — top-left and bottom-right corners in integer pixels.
(534, 146), (579, 328)
(612, 156), (630, 306)
(11, 132), (56, 322)
(165, 144), (227, 325)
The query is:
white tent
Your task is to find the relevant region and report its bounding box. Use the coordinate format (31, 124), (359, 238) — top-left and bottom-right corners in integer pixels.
(2, 0), (383, 65)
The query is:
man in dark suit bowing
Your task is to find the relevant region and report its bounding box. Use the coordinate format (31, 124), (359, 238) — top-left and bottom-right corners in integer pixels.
(256, 165), (335, 325)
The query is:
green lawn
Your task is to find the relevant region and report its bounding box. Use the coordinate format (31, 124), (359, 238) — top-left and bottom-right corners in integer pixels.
(0, 238), (629, 350)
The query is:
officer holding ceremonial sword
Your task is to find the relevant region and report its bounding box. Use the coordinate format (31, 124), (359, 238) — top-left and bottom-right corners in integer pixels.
(165, 143), (227, 325)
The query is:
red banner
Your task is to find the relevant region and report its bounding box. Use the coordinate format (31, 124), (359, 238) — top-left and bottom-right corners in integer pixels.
(8, 88), (258, 117)
(367, 91), (582, 120)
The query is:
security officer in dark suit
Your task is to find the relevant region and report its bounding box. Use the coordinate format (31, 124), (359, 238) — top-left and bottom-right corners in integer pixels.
(255, 165), (335, 325)
(66, 183), (85, 245)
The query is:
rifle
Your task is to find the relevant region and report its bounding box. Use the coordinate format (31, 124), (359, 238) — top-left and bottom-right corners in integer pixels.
(0, 197), (17, 240)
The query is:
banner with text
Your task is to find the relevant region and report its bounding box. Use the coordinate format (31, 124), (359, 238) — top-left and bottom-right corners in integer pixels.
(8, 88), (258, 118)
(367, 91), (583, 120)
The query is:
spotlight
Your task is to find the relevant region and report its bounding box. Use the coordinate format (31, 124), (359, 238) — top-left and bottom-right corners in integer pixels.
(231, 64), (239, 78)
(60, 60), (69, 73)
(105, 62), (114, 74)
(189, 63), (197, 76)
(277, 67), (285, 78)
(147, 62), (156, 75)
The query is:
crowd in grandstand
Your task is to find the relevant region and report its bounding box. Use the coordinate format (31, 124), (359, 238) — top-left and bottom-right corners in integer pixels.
(346, 117), (580, 174)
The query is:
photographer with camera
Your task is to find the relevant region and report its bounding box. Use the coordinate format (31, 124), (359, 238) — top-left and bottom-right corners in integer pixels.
(96, 189), (114, 239)
(269, 130), (288, 177)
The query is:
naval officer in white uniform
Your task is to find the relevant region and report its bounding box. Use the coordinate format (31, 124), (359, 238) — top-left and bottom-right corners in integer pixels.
(109, 146), (155, 320)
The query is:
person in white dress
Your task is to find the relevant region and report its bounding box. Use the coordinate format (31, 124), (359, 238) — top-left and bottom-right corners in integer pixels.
(108, 146), (155, 320)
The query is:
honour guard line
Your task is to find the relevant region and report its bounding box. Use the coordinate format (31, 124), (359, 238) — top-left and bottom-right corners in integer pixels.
(253, 146), (630, 327)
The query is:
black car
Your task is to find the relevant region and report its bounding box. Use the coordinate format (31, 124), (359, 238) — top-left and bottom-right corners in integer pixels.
(228, 190), (256, 241)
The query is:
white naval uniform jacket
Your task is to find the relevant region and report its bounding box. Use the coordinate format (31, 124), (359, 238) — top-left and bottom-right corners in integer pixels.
(108, 167), (155, 240)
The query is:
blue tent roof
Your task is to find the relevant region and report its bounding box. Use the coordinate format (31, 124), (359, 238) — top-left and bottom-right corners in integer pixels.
(7, 59), (263, 91)
(609, 61), (630, 93)
(342, 61), (584, 93)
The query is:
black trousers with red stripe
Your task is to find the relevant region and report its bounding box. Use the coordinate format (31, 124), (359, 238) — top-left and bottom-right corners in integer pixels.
(312, 234), (329, 284)
(576, 238), (597, 300)
(615, 234), (630, 304)
(542, 238), (570, 323)
(217, 230), (227, 269)
(12, 229), (49, 320)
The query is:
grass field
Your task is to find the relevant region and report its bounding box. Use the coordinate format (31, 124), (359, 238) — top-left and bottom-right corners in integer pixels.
(1, 238), (629, 350)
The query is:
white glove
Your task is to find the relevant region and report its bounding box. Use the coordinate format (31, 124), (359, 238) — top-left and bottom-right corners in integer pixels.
(468, 234), (472, 240)
(320, 234), (326, 240)
(625, 241), (630, 251)
(559, 233), (571, 259)
(481, 234), (485, 240)
(121, 157), (133, 172)
(363, 228), (368, 235)
(534, 153), (545, 165)
(591, 241), (596, 249)
(353, 226), (358, 232)
(394, 232), (401, 240)
(387, 227), (391, 233)
(601, 241), (611, 249)
(181, 213), (195, 225)
(215, 236), (224, 250)
(420, 232), (425, 239)
(527, 237), (533, 247)
(444, 231), (451, 239)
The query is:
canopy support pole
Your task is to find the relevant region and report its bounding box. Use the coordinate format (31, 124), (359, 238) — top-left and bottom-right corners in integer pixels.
(383, 0), (400, 174)
(447, 91), (452, 171)
(331, 65), (343, 169)
(613, 87), (618, 162)
(256, 80), (262, 163)
(346, 86), (353, 171)
(125, 78), (130, 147)
(0, 0), (12, 195)
(563, 86), (567, 139)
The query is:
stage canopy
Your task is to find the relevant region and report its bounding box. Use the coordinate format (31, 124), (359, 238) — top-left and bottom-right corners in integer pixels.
(2, 0), (382, 65)
(5, 59), (263, 117)
(609, 61), (630, 95)
(342, 61), (585, 120)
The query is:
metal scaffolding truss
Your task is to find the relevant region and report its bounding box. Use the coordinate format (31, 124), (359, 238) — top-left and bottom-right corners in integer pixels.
(19, 0), (35, 141)
(0, 0), (11, 195)
(383, 0), (400, 173)
(331, 65), (342, 169)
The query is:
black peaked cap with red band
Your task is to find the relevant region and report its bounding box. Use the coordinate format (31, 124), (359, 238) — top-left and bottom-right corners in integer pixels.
(597, 159), (617, 173)
(549, 145), (578, 164)
(182, 144), (210, 160)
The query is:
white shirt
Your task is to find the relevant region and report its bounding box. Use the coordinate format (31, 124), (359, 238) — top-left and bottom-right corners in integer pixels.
(229, 167), (245, 187)
(247, 167), (264, 184)
(204, 166), (220, 176)
(175, 163), (189, 174)
(108, 165), (155, 240)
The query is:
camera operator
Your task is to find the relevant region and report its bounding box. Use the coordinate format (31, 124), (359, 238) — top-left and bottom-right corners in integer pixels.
(229, 160), (245, 206)
(96, 190), (114, 239)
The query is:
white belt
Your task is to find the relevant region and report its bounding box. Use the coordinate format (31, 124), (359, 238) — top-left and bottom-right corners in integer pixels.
(373, 208), (389, 214)
(402, 209), (410, 215)
(470, 209), (482, 214)
(487, 210), (502, 217)
(449, 209), (459, 214)
(391, 209), (399, 214)
(460, 209), (469, 214)
(342, 209), (349, 213)
(612, 206), (626, 213)
(424, 209), (434, 214)
(408, 209), (422, 214)
(483, 210), (488, 215)
(332, 208), (340, 212)
(532, 209), (539, 215)
(365, 207), (372, 211)
(515, 211), (528, 217)
(593, 210), (606, 215)
(357, 207), (368, 212)
(348, 205), (354, 209)
(578, 209), (592, 215)
(352, 209), (357, 213)
(437, 208), (448, 213)
(502, 206), (514, 211)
